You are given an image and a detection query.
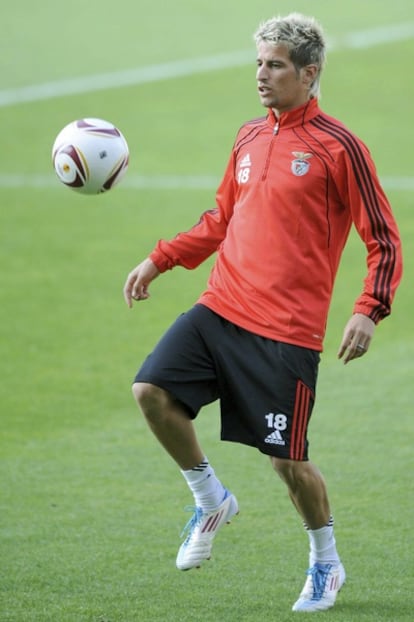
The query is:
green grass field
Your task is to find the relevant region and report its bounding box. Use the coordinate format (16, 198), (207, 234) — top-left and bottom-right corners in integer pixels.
(1, 1), (413, 620)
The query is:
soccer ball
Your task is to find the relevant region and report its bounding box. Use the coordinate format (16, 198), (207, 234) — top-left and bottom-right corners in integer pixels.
(52, 118), (129, 194)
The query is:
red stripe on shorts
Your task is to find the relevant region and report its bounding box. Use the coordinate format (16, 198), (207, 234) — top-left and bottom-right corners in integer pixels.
(290, 380), (312, 460)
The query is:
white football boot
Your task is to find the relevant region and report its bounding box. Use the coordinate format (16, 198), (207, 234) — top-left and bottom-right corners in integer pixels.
(176, 489), (238, 571)
(292, 562), (346, 612)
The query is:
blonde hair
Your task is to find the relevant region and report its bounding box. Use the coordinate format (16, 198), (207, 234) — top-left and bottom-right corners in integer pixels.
(254, 13), (326, 98)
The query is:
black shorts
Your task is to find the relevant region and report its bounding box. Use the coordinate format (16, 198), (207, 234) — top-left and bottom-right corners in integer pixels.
(134, 304), (320, 460)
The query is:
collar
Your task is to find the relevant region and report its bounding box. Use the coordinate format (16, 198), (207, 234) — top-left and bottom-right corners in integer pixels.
(267, 98), (320, 131)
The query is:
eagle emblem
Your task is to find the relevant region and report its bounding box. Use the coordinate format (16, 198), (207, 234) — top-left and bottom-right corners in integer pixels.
(291, 151), (313, 176)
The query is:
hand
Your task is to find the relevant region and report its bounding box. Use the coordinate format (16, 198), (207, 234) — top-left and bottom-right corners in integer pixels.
(337, 313), (375, 364)
(123, 258), (160, 308)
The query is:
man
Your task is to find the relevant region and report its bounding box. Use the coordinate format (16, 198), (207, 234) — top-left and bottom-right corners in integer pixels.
(123, 13), (402, 612)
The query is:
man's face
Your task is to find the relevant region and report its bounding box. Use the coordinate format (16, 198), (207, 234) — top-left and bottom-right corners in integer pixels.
(256, 41), (315, 113)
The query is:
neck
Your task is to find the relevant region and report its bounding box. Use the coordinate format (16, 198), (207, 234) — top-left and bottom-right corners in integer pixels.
(272, 96), (314, 119)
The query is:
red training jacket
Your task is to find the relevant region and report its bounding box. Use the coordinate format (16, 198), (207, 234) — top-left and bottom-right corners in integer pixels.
(150, 98), (402, 351)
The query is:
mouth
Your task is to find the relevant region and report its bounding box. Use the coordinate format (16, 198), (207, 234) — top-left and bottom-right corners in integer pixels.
(258, 84), (271, 96)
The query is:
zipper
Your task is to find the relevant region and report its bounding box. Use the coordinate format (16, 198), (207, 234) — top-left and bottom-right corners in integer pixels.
(261, 122), (279, 181)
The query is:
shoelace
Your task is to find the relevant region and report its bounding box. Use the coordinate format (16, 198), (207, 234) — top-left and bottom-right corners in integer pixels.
(180, 506), (203, 539)
(307, 563), (332, 600)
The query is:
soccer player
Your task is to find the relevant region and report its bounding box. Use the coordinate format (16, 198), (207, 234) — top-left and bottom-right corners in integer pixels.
(123, 13), (402, 612)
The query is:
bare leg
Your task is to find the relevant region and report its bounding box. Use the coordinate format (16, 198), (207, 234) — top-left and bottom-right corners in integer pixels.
(132, 382), (204, 470)
(275, 458), (346, 611)
(270, 457), (330, 529)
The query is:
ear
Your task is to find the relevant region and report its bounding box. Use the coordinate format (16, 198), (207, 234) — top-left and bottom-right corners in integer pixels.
(301, 64), (318, 86)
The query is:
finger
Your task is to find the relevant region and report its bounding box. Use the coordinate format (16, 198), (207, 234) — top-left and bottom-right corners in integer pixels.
(355, 342), (367, 355)
(131, 281), (144, 301)
(123, 284), (131, 307)
(123, 274), (137, 307)
(337, 342), (347, 359)
(337, 334), (353, 359)
(132, 283), (152, 303)
(124, 288), (133, 308)
(136, 289), (150, 300)
(343, 341), (367, 364)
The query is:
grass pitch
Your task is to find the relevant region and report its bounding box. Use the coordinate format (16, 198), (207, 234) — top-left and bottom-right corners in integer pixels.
(1, 1), (413, 620)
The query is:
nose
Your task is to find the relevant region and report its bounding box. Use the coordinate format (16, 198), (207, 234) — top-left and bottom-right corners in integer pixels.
(256, 63), (268, 81)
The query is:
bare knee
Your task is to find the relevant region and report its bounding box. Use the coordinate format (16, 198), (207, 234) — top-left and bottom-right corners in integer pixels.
(132, 382), (193, 434)
(270, 456), (325, 491)
(132, 382), (172, 420)
(132, 381), (158, 407)
(270, 456), (311, 488)
(270, 456), (297, 483)
(270, 457), (329, 527)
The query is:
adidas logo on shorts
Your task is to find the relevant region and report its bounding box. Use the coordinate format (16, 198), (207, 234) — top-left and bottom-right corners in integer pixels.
(264, 430), (286, 446)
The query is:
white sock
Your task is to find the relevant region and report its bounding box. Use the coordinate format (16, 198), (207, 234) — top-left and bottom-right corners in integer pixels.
(181, 458), (226, 512)
(305, 516), (341, 566)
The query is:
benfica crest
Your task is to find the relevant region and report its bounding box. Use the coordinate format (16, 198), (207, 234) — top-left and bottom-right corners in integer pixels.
(291, 151), (313, 176)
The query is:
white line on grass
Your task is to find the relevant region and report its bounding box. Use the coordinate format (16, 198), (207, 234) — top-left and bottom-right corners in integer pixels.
(1, 22), (414, 108)
(0, 173), (413, 192)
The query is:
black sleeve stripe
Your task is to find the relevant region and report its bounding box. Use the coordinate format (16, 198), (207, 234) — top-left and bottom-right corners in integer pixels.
(310, 116), (397, 318)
